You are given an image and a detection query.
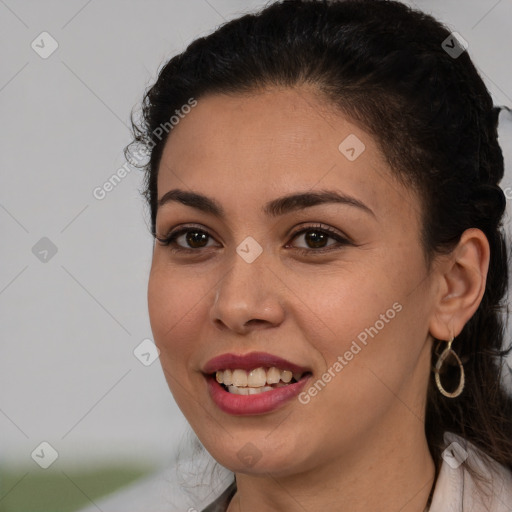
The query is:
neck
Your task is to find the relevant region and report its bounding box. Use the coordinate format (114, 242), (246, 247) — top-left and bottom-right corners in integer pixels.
(227, 416), (435, 512)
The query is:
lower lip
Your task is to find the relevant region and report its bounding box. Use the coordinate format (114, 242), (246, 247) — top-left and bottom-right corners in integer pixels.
(206, 374), (311, 415)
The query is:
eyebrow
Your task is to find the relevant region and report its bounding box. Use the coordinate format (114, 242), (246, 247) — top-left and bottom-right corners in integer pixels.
(157, 188), (375, 218)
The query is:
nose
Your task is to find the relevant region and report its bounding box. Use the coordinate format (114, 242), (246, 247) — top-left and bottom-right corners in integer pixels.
(210, 251), (285, 334)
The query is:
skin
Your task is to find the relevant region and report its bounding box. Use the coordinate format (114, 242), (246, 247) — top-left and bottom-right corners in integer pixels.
(147, 86), (490, 512)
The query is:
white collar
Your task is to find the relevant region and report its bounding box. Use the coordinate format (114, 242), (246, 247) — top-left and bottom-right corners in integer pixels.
(429, 431), (512, 512)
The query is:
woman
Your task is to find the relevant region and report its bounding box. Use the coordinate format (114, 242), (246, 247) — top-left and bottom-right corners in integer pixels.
(126, 0), (512, 510)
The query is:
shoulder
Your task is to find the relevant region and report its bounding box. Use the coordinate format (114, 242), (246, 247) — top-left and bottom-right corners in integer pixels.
(430, 431), (512, 512)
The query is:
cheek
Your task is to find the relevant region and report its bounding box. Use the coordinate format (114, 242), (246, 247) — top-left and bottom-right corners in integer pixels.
(147, 265), (212, 416)
(293, 265), (395, 348)
(294, 254), (424, 388)
(147, 265), (205, 364)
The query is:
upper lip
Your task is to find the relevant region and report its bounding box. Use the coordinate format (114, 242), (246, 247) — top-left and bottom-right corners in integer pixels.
(202, 351), (311, 374)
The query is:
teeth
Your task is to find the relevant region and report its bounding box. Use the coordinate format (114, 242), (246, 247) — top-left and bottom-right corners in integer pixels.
(231, 369), (248, 387)
(228, 385), (274, 395)
(215, 367), (305, 389)
(223, 369), (232, 386)
(280, 370), (292, 383)
(248, 367), (267, 387)
(226, 385), (238, 395)
(266, 367), (281, 384)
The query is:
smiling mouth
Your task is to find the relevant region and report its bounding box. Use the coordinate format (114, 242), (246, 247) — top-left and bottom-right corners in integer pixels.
(213, 367), (312, 395)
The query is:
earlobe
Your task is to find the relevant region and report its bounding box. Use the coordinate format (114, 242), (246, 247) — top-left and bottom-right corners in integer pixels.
(429, 228), (490, 341)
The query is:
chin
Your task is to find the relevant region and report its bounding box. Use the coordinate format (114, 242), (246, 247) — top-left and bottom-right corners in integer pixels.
(201, 433), (310, 477)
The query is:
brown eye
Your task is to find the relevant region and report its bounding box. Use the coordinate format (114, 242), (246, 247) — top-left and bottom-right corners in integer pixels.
(155, 226), (218, 251)
(183, 230), (209, 248)
(288, 224), (351, 254)
(301, 230), (331, 249)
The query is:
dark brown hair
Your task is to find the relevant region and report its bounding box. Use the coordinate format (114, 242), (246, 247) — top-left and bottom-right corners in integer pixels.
(126, 0), (512, 490)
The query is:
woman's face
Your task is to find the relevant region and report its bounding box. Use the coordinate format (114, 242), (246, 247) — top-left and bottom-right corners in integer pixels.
(148, 86), (439, 476)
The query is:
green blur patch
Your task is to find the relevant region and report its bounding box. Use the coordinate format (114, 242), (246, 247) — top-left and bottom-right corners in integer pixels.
(0, 465), (153, 512)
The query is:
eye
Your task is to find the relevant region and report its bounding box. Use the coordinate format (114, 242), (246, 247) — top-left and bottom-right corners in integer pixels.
(286, 224), (352, 255)
(155, 225), (218, 253)
(155, 223), (352, 255)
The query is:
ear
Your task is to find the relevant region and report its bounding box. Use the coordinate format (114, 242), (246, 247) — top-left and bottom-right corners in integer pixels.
(429, 228), (490, 341)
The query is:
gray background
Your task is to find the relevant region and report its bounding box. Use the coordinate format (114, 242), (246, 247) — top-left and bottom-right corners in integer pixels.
(1, 0), (512, 474)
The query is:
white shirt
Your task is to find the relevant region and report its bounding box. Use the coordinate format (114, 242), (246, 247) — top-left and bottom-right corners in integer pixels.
(75, 431), (512, 511)
(429, 432), (512, 512)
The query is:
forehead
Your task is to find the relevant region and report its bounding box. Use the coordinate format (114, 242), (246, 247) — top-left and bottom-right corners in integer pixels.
(156, 87), (418, 223)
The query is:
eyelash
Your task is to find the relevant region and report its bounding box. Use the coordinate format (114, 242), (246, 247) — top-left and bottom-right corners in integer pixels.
(155, 223), (352, 256)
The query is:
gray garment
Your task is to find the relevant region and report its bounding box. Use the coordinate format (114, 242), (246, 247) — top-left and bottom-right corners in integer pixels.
(200, 479), (237, 512)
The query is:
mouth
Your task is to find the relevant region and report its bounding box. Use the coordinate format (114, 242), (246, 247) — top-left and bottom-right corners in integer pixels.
(213, 367), (311, 395)
(202, 352), (313, 415)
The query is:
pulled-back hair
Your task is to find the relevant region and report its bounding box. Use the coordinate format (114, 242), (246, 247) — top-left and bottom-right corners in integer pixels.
(126, 0), (512, 488)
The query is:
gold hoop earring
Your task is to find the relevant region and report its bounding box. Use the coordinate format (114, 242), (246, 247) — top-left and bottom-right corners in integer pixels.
(434, 337), (465, 398)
